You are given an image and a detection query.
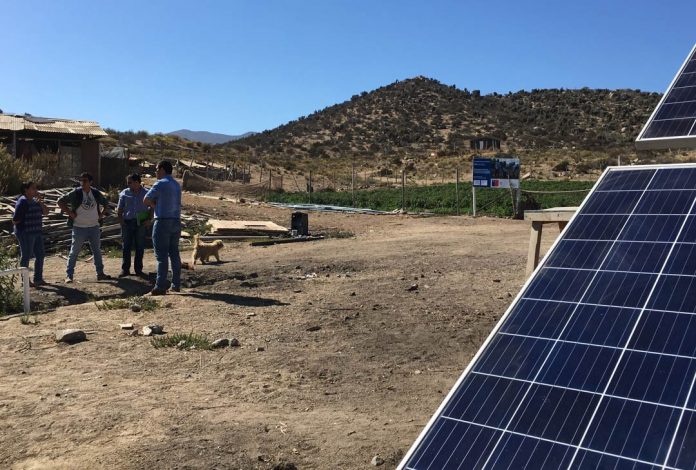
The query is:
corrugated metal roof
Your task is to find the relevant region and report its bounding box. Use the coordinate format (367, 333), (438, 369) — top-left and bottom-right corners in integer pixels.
(0, 114), (108, 137)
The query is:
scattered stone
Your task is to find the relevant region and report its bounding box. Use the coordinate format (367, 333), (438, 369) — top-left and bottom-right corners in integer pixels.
(119, 323), (134, 330)
(211, 338), (229, 348)
(131, 304), (142, 313)
(306, 325), (321, 332)
(371, 455), (385, 466)
(141, 324), (164, 336)
(407, 284), (419, 291)
(256, 346), (265, 352)
(272, 463), (298, 470)
(246, 313), (256, 319)
(55, 329), (86, 344)
(414, 369), (422, 375)
(176, 340), (187, 349)
(229, 338), (240, 347)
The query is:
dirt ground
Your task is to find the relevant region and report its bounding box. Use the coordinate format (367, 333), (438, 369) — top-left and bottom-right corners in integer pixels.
(0, 195), (560, 469)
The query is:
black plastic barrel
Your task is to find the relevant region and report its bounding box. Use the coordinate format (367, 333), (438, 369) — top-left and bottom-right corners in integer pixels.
(291, 212), (309, 236)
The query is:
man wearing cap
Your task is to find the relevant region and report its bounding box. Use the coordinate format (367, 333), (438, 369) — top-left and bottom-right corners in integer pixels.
(58, 172), (112, 283)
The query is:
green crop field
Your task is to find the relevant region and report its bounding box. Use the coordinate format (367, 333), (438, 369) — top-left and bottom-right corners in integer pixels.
(266, 180), (597, 217)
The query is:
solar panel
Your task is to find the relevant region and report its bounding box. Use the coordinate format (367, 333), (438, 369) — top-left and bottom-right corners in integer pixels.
(636, 44), (696, 150)
(399, 164), (696, 470)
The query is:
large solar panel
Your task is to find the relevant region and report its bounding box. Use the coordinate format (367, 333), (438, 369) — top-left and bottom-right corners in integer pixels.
(399, 164), (696, 469)
(636, 44), (696, 150)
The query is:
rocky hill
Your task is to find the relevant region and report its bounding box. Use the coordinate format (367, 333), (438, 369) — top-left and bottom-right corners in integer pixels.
(227, 76), (662, 162)
(167, 129), (255, 144)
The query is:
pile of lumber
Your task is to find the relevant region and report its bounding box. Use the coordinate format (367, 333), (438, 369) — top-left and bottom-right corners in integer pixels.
(0, 187), (122, 253)
(208, 219), (289, 236)
(0, 187), (212, 253)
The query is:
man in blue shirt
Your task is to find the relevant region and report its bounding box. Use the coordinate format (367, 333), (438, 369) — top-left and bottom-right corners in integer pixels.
(117, 174), (152, 277)
(144, 161), (182, 295)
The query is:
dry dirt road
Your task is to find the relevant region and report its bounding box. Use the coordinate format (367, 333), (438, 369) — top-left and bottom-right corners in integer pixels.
(0, 199), (559, 470)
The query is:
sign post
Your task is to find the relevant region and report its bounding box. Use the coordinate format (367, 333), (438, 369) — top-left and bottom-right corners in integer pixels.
(472, 156), (521, 216)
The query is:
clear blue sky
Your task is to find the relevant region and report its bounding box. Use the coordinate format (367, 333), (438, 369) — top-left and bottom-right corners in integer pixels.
(2, 0), (694, 135)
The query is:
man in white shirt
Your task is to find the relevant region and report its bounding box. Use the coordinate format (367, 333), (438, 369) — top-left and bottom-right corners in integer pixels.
(58, 173), (112, 283)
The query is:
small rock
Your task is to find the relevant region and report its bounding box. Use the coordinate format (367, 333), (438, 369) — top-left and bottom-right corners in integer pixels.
(371, 455), (385, 466)
(407, 284), (419, 291)
(256, 346), (265, 352)
(119, 323), (134, 330)
(131, 304), (142, 313)
(176, 340), (187, 349)
(350, 292), (356, 296)
(492, 279), (501, 283)
(55, 329), (86, 344)
(229, 338), (240, 347)
(293, 289), (302, 293)
(211, 338), (229, 348)
(142, 324), (164, 336)
(246, 313), (256, 319)
(306, 325), (321, 332)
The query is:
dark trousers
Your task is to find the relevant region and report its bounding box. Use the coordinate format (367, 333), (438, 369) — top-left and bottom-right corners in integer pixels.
(121, 219), (147, 273)
(152, 218), (181, 289)
(16, 231), (45, 283)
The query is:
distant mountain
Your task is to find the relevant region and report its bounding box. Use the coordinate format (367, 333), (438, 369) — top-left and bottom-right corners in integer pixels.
(167, 129), (256, 144)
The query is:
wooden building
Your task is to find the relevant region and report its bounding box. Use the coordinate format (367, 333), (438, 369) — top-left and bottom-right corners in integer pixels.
(0, 113), (109, 184)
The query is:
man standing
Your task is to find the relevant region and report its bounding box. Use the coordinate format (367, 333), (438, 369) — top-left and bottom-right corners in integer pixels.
(13, 181), (49, 287)
(117, 173), (151, 277)
(58, 172), (111, 283)
(144, 161), (182, 295)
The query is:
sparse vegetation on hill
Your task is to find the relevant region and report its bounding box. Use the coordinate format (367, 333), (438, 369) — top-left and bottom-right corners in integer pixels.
(104, 77), (694, 182)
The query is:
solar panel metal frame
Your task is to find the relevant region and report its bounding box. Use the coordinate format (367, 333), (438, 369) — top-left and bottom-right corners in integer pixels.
(397, 163), (696, 469)
(636, 43), (696, 150)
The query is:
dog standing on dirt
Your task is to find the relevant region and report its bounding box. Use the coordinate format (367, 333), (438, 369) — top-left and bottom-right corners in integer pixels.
(192, 235), (224, 265)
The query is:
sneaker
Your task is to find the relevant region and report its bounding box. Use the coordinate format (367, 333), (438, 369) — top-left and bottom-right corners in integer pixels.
(97, 273), (112, 281)
(170, 286), (181, 293)
(33, 279), (47, 287)
(148, 288), (167, 296)
(65, 277), (73, 284)
(135, 271), (146, 277)
(118, 271), (130, 278)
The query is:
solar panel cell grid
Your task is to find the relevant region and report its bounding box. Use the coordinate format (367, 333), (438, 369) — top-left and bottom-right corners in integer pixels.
(399, 166), (696, 470)
(637, 44), (696, 148)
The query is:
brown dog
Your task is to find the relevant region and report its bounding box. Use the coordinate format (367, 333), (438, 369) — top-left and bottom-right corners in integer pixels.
(192, 235), (224, 265)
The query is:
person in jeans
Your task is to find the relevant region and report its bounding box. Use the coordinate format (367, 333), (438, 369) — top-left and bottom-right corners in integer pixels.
(12, 181), (49, 287)
(144, 161), (182, 295)
(58, 172), (112, 283)
(117, 174), (151, 277)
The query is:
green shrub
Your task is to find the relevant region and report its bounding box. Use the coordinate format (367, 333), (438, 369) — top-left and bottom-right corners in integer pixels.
(0, 147), (32, 195)
(0, 243), (23, 315)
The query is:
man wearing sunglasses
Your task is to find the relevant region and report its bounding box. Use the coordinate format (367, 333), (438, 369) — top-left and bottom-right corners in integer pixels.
(58, 172), (112, 283)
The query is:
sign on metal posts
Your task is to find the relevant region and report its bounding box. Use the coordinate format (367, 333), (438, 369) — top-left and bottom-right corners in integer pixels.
(471, 156), (521, 216)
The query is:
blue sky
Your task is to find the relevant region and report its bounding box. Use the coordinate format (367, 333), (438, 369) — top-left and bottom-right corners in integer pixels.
(2, 0), (695, 134)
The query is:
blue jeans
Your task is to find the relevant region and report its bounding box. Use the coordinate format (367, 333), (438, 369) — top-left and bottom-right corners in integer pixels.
(152, 219), (181, 290)
(66, 225), (104, 278)
(121, 219), (147, 273)
(15, 231), (45, 283)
